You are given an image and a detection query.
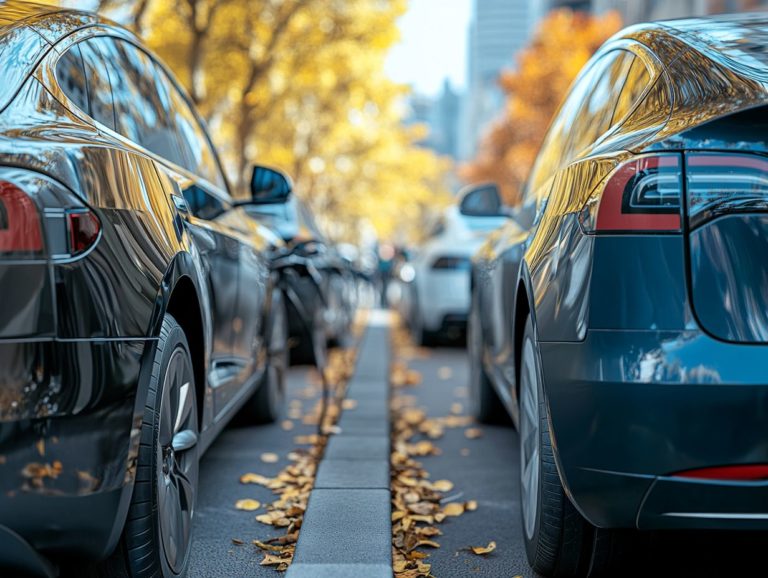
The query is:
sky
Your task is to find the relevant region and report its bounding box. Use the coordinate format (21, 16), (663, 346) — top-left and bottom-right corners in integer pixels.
(384, 0), (473, 97)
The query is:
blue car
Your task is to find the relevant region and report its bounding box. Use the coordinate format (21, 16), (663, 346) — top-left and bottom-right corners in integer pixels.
(468, 14), (768, 577)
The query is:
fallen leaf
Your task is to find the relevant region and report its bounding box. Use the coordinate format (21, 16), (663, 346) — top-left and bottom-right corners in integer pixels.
(281, 420), (294, 431)
(442, 502), (465, 517)
(235, 499), (261, 511)
(466, 500), (478, 511)
(432, 479), (454, 492)
(253, 540), (285, 552)
(341, 399), (358, 410)
(450, 402), (463, 415)
(231, 538), (245, 546)
(470, 541), (496, 555)
(464, 427), (483, 439)
(240, 473), (272, 485)
(261, 452), (279, 463)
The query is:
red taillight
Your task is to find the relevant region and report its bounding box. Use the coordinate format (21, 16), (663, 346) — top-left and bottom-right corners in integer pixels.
(67, 210), (100, 255)
(673, 464), (768, 481)
(0, 180), (43, 255)
(580, 154), (682, 233)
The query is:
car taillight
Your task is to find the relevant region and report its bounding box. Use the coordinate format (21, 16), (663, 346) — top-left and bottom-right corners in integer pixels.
(686, 153), (768, 229)
(0, 169), (101, 260)
(67, 209), (101, 255)
(579, 154), (682, 233)
(0, 180), (44, 256)
(673, 464), (768, 481)
(432, 256), (471, 271)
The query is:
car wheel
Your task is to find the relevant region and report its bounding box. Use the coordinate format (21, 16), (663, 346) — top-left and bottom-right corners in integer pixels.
(519, 315), (591, 577)
(100, 314), (198, 578)
(245, 290), (288, 424)
(468, 292), (508, 424)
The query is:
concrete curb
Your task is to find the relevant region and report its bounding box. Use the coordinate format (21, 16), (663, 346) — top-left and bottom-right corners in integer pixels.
(286, 315), (391, 577)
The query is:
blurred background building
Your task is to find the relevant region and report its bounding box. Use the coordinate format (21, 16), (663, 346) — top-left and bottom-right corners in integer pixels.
(458, 0), (532, 160)
(592, 0), (768, 23)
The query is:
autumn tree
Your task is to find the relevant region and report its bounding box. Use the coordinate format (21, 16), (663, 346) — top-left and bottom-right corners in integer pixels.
(48, 0), (451, 243)
(461, 9), (622, 205)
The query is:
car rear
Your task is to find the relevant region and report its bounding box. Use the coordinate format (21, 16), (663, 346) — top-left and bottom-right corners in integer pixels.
(543, 103), (768, 531)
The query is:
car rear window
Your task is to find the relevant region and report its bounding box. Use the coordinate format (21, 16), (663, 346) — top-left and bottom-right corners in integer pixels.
(0, 23), (51, 111)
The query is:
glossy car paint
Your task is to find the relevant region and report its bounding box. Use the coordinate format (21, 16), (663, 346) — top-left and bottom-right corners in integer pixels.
(0, 2), (281, 565)
(470, 14), (768, 530)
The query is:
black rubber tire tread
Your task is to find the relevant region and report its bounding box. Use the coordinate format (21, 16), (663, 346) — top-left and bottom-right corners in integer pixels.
(522, 315), (592, 578)
(94, 314), (195, 578)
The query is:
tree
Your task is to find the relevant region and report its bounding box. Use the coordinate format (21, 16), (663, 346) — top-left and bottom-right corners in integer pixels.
(461, 9), (622, 205)
(52, 0), (452, 243)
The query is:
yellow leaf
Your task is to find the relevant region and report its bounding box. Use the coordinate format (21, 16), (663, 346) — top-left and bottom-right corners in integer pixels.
(235, 499), (261, 511)
(470, 541), (497, 555)
(464, 427), (483, 439)
(442, 502), (465, 517)
(261, 452), (279, 463)
(432, 479), (453, 492)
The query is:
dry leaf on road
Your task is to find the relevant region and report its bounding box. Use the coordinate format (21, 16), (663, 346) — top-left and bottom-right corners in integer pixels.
(235, 499), (261, 511)
(470, 541), (497, 555)
(464, 427), (483, 439)
(260, 452), (279, 463)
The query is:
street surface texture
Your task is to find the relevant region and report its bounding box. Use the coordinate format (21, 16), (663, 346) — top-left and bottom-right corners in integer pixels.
(189, 365), (322, 577)
(394, 343), (533, 578)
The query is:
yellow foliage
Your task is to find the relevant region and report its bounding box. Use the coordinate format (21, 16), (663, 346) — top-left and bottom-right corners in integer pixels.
(461, 9), (622, 205)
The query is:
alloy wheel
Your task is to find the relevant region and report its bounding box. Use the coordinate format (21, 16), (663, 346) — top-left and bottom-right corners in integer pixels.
(157, 347), (198, 575)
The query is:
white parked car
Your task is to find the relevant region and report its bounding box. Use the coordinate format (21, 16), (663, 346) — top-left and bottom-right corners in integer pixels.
(404, 187), (509, 345)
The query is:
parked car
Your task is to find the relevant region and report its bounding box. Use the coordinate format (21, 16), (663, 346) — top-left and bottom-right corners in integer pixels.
(239, 184), (356, 365)
(0, 4), (288, 577)
(468, 13), (768, 577)
(406, 190), (507, 345)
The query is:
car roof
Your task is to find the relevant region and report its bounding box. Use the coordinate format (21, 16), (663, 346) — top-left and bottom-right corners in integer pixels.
(616, 13), (768, 82)
(0, 1), (118, 111)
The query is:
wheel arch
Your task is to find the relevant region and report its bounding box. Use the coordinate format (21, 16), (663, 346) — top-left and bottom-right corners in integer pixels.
(149, 252), (210, 427)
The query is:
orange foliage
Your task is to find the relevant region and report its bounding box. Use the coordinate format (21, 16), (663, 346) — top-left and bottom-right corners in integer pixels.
(461, 9), (622, 205)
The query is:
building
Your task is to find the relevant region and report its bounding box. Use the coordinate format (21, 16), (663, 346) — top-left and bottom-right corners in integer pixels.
(459, 0), (533, 160)
(404, 79), (462, 160)
(592, 0), (768, 24)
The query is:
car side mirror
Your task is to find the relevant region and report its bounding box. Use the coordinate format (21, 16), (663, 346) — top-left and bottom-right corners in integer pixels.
(458, 183), (505, 217)
(249, 165), (292, 204)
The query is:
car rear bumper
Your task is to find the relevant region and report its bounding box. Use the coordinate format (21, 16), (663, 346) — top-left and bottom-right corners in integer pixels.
(539, 328), (768, 530)
(0, 337), (151, 563)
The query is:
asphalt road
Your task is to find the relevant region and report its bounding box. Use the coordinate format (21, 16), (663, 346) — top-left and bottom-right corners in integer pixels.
(189, 365), (322, 578)
(395, 343), (534, 578)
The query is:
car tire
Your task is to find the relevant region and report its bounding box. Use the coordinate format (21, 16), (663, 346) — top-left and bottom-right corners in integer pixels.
(519, 315), (591, 577)
(97, 314), (199, 578)
(244, 290), (288, 424)
(468, 292), (508, 424)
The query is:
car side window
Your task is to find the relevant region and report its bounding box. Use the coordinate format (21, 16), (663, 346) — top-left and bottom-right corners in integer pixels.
(78, 41), (117, 130)
(151, 65), (227, 191)
(612, 56), (651, 126)
(182, 183), (226, 221)
(88, 37), (181, 166)
(55, 45), (88, 114)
